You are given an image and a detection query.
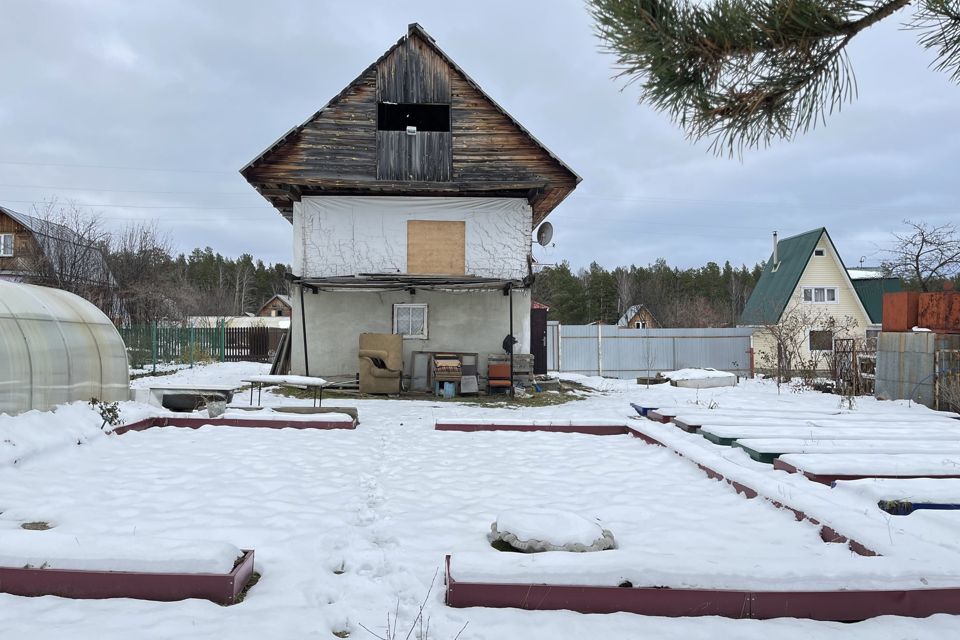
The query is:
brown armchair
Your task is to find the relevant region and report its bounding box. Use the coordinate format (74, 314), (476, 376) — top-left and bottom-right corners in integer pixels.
(358, 333), (403, 394)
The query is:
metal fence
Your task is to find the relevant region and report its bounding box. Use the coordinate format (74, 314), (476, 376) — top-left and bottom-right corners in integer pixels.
(119, 323), (287, 370)
(546, 323), (754, 379)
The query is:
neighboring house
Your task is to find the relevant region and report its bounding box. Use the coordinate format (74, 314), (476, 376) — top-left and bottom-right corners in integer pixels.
(240, 24), (580, 380)
(0, 205), (114, 297)
(739, 228), (891, 370)
(257, 294), (292, 318)
(0, 205), (38, 280)
(616, 304), (660, 329)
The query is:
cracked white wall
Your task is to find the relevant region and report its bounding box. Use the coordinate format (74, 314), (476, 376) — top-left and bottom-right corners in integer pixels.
(292, 196), (532, 278)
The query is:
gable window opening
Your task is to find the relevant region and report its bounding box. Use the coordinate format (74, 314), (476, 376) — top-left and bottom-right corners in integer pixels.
(378, 103), (450, 132)
(814, 248), (825, 256)
(809, 330), (834, 352)
(393, 303), (428, 339)
(802, 286), (838, 303)
(0, 233), (13, 257)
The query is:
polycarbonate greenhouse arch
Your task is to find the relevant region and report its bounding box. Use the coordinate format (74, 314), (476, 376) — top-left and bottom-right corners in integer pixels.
(0, 281), (128, 416)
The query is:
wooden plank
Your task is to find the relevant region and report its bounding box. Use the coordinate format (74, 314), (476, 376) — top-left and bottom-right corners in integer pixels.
(406, 220), (465, 275)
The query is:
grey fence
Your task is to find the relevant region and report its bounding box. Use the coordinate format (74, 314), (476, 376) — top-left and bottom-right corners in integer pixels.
(546, 323), (754, 379)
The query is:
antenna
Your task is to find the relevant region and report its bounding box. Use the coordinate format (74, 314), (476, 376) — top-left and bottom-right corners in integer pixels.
(535, 222), (554, 247)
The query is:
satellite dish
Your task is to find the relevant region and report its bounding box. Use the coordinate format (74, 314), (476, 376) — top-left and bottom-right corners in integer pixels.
(535, 222), (554, 247)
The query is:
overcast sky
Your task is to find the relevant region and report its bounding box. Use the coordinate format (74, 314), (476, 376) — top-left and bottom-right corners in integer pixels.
(2, 1), (957, 273)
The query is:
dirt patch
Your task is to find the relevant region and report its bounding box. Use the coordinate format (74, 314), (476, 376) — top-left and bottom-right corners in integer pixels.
(20, 521), (51, 531)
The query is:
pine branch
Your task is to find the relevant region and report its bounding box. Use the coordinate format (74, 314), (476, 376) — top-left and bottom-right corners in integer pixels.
(588, 0), (919, 155)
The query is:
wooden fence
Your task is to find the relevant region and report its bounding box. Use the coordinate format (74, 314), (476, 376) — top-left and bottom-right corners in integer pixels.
(120, 323), (287, 370)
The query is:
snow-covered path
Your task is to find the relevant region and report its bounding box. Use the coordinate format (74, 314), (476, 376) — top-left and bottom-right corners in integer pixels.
(2, 368), (960, 638)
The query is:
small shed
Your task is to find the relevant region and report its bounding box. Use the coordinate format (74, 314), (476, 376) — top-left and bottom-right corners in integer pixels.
(0, 281), (129, 415)
(257, 294), (292, 318)
(617, 304), (660, 329)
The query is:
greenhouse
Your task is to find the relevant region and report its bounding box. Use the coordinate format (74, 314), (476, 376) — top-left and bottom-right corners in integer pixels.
(0, 281), (129, 416)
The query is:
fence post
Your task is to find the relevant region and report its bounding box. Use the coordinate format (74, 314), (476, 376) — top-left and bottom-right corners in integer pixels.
(189, 324), (195, 369)
(220, 320), (226, 362)
(151, 321), (157, 374)
(597, 323), (603, 377)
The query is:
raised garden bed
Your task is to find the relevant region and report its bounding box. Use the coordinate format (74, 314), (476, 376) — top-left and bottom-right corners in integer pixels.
(113, 414), (356, 435)
(0, 549), (255, 605)
(774, 455), (960, 485)
(444, 555), (960, 620)
(434, 420), (629, 436)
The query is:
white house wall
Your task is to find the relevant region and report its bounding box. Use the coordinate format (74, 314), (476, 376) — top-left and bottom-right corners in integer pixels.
(290, 287), (531, 378)
(293, 196), (532, 279)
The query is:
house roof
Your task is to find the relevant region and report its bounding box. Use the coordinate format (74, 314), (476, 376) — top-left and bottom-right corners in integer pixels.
(739, 228), (826, 325)
(616, 304), (658, 327)
(851, 277), (902, 324)
(241, 23), (580, 226)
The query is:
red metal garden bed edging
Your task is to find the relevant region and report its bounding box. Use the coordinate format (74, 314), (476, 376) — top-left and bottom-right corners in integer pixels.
(622, 427), (879, 557)
(434, 422), (630, 436)
(645, 410), (673, 424)
(444, 555), (960, 620)
(0, 549), (255, 605)
(113, 415), (356, 435)
(772, 459), (960, 485)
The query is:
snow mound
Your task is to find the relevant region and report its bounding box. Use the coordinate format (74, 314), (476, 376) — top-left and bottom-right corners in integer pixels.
(488, 509), (615, 553)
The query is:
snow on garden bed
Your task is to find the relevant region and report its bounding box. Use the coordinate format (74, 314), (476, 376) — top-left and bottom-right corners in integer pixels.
(781, 453), (960, 477)
(738, 438), (960, 456)
(219, 409), (354, 422)
(701, 424), (960, 441)
(661, 368), (735, 381)
(833, 478), (960, 504)
(0, 531), (242, 574)
(450, 550), (960, 591)
(129, 361), (269, 390)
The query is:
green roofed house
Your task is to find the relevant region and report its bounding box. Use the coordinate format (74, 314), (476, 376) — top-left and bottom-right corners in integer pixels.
(740, 228), (899, 372)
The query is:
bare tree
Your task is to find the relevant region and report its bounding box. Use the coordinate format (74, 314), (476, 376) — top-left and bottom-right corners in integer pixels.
(106, 221), (183, 323)
(20, 199), (115, 313)
(757, 301), (860, 384)
(884, 220), (960, 291)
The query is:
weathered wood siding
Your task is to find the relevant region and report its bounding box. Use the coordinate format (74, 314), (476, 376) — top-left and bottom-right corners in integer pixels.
(376, 36), (450, 104)
(242, 29), (578, 226)
(0, 212), (36, 273)
(376, 131), (452, 181)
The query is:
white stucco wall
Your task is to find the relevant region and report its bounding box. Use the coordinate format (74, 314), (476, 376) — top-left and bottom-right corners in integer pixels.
(289, 287), (532, 379)
(293, 196), (532, 279)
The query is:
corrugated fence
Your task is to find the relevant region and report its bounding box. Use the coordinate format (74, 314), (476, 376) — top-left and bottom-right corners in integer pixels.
(546, 323), (754, 378)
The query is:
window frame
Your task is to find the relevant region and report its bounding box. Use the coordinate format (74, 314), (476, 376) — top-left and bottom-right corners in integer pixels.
(801, 286), (839, 304)
(814, 248), (825, 256)
(392, 303), (428, 340)
(808, 329), (835, 352)
(0, 233), (13, 257)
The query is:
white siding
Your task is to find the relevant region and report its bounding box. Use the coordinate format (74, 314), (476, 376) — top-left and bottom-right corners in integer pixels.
(293, 196), (531, 279)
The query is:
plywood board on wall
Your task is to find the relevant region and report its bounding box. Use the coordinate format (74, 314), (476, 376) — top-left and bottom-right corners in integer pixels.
(406, 220), (465, 275)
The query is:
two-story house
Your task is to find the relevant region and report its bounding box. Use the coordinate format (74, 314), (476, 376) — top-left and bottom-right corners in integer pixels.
(240, 24), (580, 382)
(740, 228), (898, 372)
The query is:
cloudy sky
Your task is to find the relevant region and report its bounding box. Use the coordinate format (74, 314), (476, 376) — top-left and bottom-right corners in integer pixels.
(2, 0), (957, 272)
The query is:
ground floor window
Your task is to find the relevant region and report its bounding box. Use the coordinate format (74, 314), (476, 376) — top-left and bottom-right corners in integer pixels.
(0, 233), (13, 257)
(809, 329), (834, 351)
(393, 303), (428, 339)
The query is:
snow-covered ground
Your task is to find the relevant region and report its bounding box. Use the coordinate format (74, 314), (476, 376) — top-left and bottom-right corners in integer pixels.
(1, 365), (960, 639)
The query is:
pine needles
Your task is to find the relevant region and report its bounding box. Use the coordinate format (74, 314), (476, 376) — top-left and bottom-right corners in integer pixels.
(588, 0), (958, 155)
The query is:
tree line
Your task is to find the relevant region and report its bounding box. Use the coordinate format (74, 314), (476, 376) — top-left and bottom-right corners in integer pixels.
(18, 201), (289, 325)
(532, 259), (764, 327)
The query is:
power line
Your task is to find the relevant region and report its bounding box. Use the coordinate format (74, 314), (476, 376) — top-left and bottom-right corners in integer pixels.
(0, 182), (254, 196)
(0, 159), (235, 174)
(0, 199), (266, 210)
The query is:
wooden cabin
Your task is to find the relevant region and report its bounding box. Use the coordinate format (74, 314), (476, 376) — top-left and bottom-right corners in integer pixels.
(240, 24), (580, 383)
(257, 294), (292, 318)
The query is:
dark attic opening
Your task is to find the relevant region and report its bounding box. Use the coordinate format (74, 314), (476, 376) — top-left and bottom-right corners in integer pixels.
(378, 103), (450, 132)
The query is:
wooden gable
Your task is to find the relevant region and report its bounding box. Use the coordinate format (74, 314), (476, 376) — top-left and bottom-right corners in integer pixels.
(241, 24), (579, 227)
